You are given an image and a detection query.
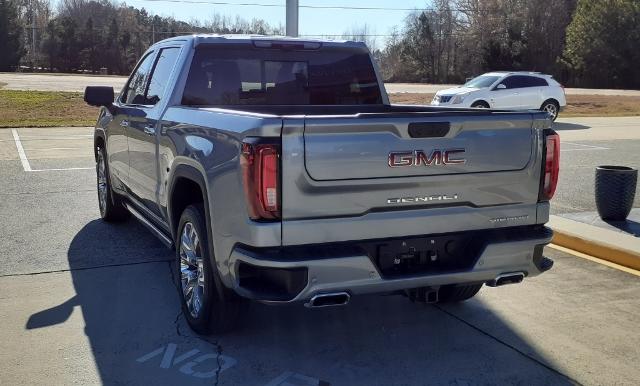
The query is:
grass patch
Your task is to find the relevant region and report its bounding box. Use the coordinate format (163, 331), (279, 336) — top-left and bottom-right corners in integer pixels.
(0, 90), (637, 128)
(0, 89), (98, 127)
(389, 93), (640, 117)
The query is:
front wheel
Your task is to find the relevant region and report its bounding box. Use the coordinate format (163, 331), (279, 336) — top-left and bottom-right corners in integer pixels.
(96, 147), (128, 222)
(471, 101), (490, 109)
(176, 204), (244, 335)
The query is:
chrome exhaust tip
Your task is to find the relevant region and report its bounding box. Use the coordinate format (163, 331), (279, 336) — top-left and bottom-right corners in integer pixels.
(304, 292), (351, 308)
(486, 272), (525, 287)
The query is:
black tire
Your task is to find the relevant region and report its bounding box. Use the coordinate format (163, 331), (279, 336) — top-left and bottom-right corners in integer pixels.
(96, 147), (128, 222)
(540, 99), (560, 121)
(438, 283), (483, 303)
(471, 101), (490, 109)
(176, 204), (245, 335)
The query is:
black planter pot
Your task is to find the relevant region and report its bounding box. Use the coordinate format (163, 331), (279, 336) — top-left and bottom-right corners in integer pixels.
(595, 166), (637, 221)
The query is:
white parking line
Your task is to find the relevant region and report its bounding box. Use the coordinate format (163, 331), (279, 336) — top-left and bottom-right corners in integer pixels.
(11, 129), (32, 171)
(30, 167), (94, 172)
(27, 147), (86, 151)
(11, 129), (93, 172)
(561, 142), (610, 151)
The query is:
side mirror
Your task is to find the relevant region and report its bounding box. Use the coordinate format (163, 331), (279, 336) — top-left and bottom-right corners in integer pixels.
(495, 83), (507, 90)
(84, 86), (114, 107)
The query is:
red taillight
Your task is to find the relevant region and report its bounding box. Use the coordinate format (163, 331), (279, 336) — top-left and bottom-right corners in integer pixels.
(241, 141), (280, 220)
(540, 131), (560, 201)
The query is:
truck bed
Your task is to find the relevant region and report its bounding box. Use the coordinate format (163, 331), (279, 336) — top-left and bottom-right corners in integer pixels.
(194, 103), (520, 117)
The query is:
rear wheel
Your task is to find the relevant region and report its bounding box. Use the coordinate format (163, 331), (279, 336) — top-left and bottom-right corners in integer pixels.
(471, 101), (490, 109)
(96, 147), (128, 222)
(540, 100), (559, 121)
(176, 204), (244, 335)
(437, 283), (483, 303)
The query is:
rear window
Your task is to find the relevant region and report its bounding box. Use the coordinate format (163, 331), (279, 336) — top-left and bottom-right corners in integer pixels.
(181, 45), (382, 106)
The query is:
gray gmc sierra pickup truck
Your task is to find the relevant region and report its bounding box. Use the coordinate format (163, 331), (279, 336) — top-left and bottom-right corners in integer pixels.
(84, 34), (559, 334)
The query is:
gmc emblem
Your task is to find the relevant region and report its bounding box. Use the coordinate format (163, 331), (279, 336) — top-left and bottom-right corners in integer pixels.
(388, 149), (466, 167)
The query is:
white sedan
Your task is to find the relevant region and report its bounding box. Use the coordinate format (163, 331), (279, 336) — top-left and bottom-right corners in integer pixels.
(431, 71), (567, 120)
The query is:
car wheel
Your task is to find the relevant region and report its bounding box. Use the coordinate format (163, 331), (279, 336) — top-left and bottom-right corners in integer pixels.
(471, 101), (490, 109)
(540, 100), (559, 121)
(176, 204), (245, 335)
(437, 283), (482, 303)
(96, 147), (128, 222)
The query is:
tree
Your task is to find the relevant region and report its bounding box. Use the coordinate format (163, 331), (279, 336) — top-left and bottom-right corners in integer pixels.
(0, 0), (25, 71)
(79, 17), (98, 72)
(342, 23), (378, 53)
(58, 16), (79, 72)
(41, 19), (60, 71)
(563, 0), (640, 88)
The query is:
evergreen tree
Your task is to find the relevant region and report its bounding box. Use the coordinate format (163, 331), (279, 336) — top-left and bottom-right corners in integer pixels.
(563, 0), (640, 88)
(0, 0), (25, 71)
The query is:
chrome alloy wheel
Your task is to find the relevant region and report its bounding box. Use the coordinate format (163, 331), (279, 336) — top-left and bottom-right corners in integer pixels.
(180, 222), (206, 318)
(543, 103), (558, 119)
(97, 152), (108, 214)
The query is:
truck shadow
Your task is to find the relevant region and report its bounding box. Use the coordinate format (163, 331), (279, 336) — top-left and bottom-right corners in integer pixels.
(26, 219), (575, 385)
(552, 121), (590, 131)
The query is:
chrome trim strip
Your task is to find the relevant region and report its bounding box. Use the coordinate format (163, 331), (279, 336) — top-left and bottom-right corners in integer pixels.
(486, 271), (525, 287)
(304, 292), (351, 308)
(124, 202), (174, 248)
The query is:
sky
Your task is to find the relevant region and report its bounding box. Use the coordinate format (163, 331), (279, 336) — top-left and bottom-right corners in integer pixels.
(89, 0), (430, 48)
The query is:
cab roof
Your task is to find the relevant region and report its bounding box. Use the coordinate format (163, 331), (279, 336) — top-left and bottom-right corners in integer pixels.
(151, 34), (367, 50)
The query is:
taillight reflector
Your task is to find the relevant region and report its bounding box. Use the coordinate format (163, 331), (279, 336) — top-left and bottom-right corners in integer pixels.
(241, 141), (280, 220)
(541, 131), (560, 201)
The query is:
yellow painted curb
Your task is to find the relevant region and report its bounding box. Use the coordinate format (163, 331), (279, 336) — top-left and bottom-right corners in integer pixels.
(549, 215), (640, 271)
(549, 244), (640, 277)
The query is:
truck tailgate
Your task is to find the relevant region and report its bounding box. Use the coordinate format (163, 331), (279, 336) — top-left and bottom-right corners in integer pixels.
(304, 116), (533, 180)
(280, 112), (549, 245)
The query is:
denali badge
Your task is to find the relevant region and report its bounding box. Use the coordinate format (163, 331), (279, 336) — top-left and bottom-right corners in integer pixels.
(387, 194), (459, 204)
(388, 149), (466, 167)
(489, 215), (529, 223)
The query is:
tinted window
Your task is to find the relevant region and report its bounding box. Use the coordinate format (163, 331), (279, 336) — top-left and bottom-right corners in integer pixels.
(500, 75), (548, 89)
(530, 76), (549, 87)
(123, 53), (155, 105)
(501, 76), (521, 89)
(146, 47), (181, 105)
(182, 46), (382, 105)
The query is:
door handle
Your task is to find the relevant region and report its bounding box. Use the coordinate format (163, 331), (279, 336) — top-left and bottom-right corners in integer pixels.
(121, 119), (129, 127)
(144, 125), (156, 135)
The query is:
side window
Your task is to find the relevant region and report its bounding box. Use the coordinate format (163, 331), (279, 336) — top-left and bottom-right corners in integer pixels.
(122, 52), (155, 105)
(501, 76), (518, 89)
(502, 75), (539, 89)
(531, 77), (549, 87)
(146, 47), (181, 105)
(517, 76), (537, 88)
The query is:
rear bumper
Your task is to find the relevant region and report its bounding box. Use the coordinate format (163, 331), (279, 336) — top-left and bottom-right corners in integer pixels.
(228, 226), (554, 303)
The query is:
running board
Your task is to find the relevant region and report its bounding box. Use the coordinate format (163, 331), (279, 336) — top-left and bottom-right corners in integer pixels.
(123, 202), (174, 248)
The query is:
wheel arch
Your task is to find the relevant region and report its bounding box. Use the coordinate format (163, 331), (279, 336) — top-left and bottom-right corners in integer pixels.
(470, 99), (490, 108)
(167, 164), (213, 249)
(540, 98), (560, 109)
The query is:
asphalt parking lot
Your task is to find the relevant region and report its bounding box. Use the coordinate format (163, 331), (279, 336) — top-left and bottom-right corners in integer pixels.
(4, 72), (640, 96)
(1, 123), (639, 385)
